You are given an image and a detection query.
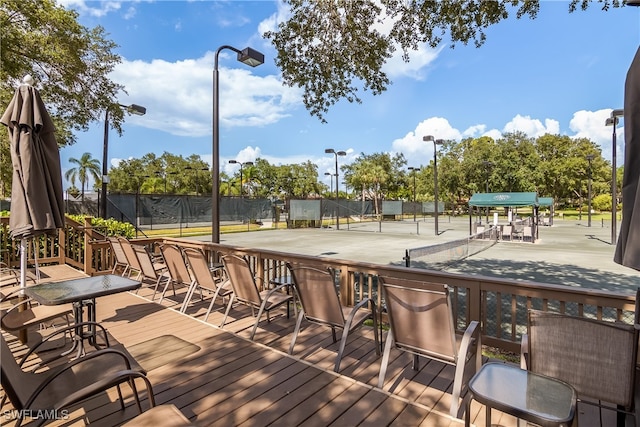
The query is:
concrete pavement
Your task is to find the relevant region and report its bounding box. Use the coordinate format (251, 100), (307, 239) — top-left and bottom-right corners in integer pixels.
(190, 216), (640, 295)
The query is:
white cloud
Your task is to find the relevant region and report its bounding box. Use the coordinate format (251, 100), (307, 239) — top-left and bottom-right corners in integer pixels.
(569, 109), (622, 160)
(382, 44), (443, 80)
(502, 114), (560, 137)
(111, 52), (303, 137)
(391, 117), (462, 165)
(57, 0), (123, 17)
(391, 111), (620, 168)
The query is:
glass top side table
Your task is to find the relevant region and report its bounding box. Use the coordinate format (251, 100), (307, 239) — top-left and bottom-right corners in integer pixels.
(466, 362), (576, 427)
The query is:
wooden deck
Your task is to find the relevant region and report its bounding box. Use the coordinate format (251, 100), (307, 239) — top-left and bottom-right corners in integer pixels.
(1, 266), (626, 426)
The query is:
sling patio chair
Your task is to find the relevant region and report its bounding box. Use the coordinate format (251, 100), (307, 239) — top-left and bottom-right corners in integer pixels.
(287, 263), (379, 372)
(1, 331), (155, 427)
(220, 253), (293, 340)
(182, 247), (233, 322)
(157, 244), (196, 312)
(0, 288), (73, 339)
(521, 304), (639, 427)
(132, 244), (170, 301)
(117, 236), (143, 280)
(377, 276), (482, 418)
(107, 236), (131, 276)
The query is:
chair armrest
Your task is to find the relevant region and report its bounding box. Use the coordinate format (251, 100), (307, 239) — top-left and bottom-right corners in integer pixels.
(520, 333), (529, 369)
(18, 321), (111, 368)
(0, 288), (30, 304)
(54, 369), (155, 412)
(0, 296), (35, 324)
(264, 282), (291, 297)
(25, 346), (140, 409)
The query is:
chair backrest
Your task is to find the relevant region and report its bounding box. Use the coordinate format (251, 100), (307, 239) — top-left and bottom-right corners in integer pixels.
(118, 237), (142, 273)
(183, 248), (217, 291)
(379, 276), (457, 364)
(502, 225), (512, 237)
(527, 309), (637, 408)
(160, 244), (192, 286)
(108, 236), (129, 266)
(0, 334), (28, 409)
(289, 265), (345, 328)
(133, 244), (161, 280)
(523, 226), (532, 237)
(221, 254), (262, 306)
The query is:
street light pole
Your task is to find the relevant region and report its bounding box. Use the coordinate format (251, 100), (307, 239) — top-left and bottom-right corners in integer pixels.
(212, 45), (264, 243)
(229, 160), (254, 197)
(408, 166), (419, 221)
(101, 103), (146, 219)
(482, 160), (494, 224)
(586, 154), (594, 228)
(606, 108), (623, 245)
(423, 136), (444, 235)
(324, 172), (334, 194)
(325, 148), (346, 229)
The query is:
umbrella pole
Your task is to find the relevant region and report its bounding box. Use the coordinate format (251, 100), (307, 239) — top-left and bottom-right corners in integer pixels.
(18, 238), (28, 343)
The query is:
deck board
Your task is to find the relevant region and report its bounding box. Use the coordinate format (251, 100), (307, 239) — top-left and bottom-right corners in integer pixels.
(1, 266), (623, 426)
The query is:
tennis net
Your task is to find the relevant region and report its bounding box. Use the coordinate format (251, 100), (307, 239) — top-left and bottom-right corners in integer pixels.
(405, 226), (499, 269)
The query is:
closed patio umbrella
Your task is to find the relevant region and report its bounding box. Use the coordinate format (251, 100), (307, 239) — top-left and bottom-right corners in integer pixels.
(1, 76), (64, 291)
(614, 47), (640, 271)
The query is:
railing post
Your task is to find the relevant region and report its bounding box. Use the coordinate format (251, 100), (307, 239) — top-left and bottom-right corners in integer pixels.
(83, 217), (93, 275)
(468, 281), (482, 324)
(57, 224), (66, 265)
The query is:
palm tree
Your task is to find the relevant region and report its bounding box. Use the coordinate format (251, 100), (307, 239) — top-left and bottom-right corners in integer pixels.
(65, 152), (101, 202)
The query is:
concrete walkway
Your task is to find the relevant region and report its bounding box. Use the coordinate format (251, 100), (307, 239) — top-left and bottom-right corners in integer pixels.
(190, 216), (640, 296)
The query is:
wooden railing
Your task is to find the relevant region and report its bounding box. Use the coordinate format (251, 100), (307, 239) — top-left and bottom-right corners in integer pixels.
(2, 217), (635, 355)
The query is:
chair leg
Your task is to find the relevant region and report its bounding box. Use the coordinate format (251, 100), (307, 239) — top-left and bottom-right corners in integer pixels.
(220, 295), (235, 328)
(158, 279), (172, 303)
(377, 328), (395, 389)
(288, 309), (305, 355)
(204, 285), (225, 322)
(250, 300), (271, 340)
(180, 281), (198, 313)
(371, 301), (380, 356)
(335, 327), (351, 372)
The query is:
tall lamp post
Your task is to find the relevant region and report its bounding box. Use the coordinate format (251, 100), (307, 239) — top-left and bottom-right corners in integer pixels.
(212, 45), (264, 243)
(482, 160), (494, 223)
(229, 160), (253, 197)
(606, 108), (624, 245)
(424, 136), (444, 235)
(324, 172), (335, 194)
(586, 154), (595, 228)
(408, 166), (420, 221)
(325, 148), (346, 229)
(101, 103), (146, 219)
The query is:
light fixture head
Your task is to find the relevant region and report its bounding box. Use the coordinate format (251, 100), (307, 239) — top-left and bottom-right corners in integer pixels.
(324, 172), (331, 176)
(423, 135), (434, 142)
(625, 0), (640, 6)
(605, 118), (615, 126)
(244, 161), (254, 166)
(128, 104), (146, 116)
(325, 148), (335, 154)
(435, 139), (445, 145)
(337, 150), (347, 156)
(611, 108), (624, 118)
(237, 47), (264, 67)
(586, 154), (595, 161)
(228, 159), (238, 164)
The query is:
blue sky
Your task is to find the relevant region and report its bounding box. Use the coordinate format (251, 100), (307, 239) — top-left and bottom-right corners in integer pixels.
(58, 0), (639, 191)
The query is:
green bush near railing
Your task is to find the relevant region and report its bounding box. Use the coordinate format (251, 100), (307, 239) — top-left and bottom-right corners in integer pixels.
(66, 215), (135, 239)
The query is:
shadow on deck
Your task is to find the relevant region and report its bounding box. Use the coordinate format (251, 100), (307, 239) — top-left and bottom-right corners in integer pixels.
(0, 266), (625, 426)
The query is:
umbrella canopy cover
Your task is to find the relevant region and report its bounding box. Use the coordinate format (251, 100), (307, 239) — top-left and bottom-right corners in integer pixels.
(615, 47), (640, 271)
(1, 83), (64, 239)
